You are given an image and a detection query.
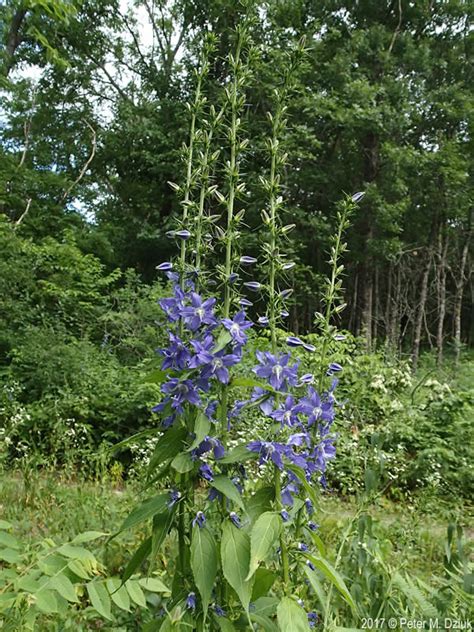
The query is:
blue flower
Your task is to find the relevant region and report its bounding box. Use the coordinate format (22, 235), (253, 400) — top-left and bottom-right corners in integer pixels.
(327, 362), (343, 376)
(192, 511), (206, 528)
(311, 437), (336, 472)
(250, 387), (274, 415)
(240, 256), (257, 265)
(295, 387), (334, 426)
(305, 498), (314, 516)
(308, 521), (319, 532)
(229, 512), (241, 528)
(222, 311), (253, 345)
(156, 262), (173, 271)
(308, 611), (319, 627)
(159, 285), (186, 322)
(168, 489), (181, 507)
(281, 510), (290, 522)
(161, 378), (201, 411)
(285, 336), (315, 352)
(194, 436), (225, 460)
(186, 592), (196, 611)
(160, 332), (191, 370)
(239, 298), (253, 307)
(199, 463), (214, 482)
(254, 352), (299, 391)
(213, 604), (226, 617)
(270, 395), (299, 427)
(243, 281), (262, 291)
(181, 293), (217, 331)
(297, 542), (308, 551)
(167, 229), (191, 240)
(247, 440), (285, 470)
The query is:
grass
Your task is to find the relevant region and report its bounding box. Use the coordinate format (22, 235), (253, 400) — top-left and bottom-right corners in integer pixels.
(1, 468), (469, 582)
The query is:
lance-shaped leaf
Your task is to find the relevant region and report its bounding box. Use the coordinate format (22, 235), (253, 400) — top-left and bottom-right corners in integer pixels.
(304, 553), (357, 612)
(87, 581), (112, 620)
(147, 423), (188, 476)
(187, 411), (211, 452)
(211, 475), (245, 510)
(277, 597), (311, 631)
(246, 512), (282, 580)
(221, 522), (253, 612)
(117, 494), (168, 534)
(191, 525), (217, 619)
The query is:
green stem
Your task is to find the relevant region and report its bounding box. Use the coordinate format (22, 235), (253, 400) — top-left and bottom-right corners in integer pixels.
(274, 466), (290, 591)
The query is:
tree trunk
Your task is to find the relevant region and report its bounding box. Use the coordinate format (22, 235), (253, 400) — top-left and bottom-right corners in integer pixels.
(412, 250), (432, 371)
(436, 229), (449, 366)
(453, 213), (472, 365)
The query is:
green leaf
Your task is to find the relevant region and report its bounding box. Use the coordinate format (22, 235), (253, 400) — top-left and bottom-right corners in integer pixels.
(68, 559), (91, 580)
(106, 578), (130, 612)
(57, 544), (96, 563)
(221, 522), (253, 612)
(122, 537), (152, 583)
(277, 597), (311, 631)
(191, 526), (217, 618)
(171, 451), (194, 473)
(187, 411), (211, 452)
(247, 512), (282, 580)
(251, 613), (279, 632)
(252, 596), (279, 616)
(220, 444), (257, 464)
(211, 475), (245, 510)
(0, 548), (22, 563)
(251, 568), (276, 601)
(246, 487), (275, 524)
(87, 581), (112, 620)
(303, 565), (327, 615)
(0, 532), (19, 549)
(147, 424), (188, 476)
(305, 554), (356, 612)
(0, 520), (13, 530)
(118, 494), (168, 533)
(215, 616), (237, 631)
(49, 573), (79, 603)
(139, 577), (171, 593)
(125, 579), (147, 607)
(143, 369), (168, 384)
(71, 531), (107, 544)
(35, 589), (59, 614)
(212, 329), (232, 353)
(231, 376), (269, 389)
(151, 508), (174, 566)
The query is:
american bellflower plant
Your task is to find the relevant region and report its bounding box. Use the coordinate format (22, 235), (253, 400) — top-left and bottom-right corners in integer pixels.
(113, 19), (362, 631)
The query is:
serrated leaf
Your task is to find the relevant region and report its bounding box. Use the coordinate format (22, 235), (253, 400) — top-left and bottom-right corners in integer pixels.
(221, 522), (253, 612)
(191, 526), (217, 619)
(106, 578), (130, 611)
(251, 568), (276, 601)
(147, 424), (188, 476)
(211, 475), (245, 510)
(87, 581), (112, 620)
(118, 494), (168, 534)
(246, 487), (275, 524)
(187, 411), (211, 452)
(151, 509), (174, 567)
(125, 579), (147, 607)
(252, 596), (279, 616)
(277, 597), (311, 631)
(247, 512), (281, 580)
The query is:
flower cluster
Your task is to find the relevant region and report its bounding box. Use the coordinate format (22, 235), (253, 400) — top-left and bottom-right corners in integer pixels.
(153, 266), (253, 468)
(247, 349), (340, 503)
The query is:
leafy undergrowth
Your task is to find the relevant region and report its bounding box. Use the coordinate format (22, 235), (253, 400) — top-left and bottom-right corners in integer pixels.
(1, 472), (472, 630)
